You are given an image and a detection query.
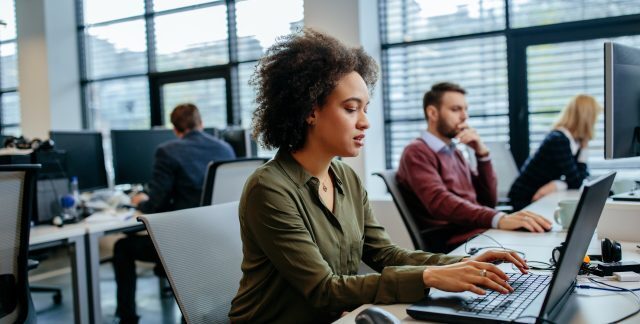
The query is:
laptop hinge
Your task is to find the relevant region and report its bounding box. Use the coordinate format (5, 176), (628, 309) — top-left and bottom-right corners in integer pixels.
(543, 279), (576, 321)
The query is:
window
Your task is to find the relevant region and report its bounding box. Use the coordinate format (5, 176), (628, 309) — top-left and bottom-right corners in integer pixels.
(509, 0), (640, 28)
(527, 36), (640, 164)
(0, 0), (19, 135)
(384, 36), (508, 167)
(380, 0), (640, 168)
(78, 0), (303, 158)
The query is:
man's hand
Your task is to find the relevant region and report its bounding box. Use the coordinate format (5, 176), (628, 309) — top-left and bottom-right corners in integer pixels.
(532, 181), (557, 201)
(455, 123), (489, 156)
(498, 210), (552, 233)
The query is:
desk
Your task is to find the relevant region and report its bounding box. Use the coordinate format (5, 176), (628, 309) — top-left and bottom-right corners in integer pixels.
(29, 213), (144, 324)
(85, 217), (144, 324)
(29, 223), (90, 324)
(335, 192), (640, 323)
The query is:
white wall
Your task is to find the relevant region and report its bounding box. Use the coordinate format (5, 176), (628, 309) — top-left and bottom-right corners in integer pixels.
(304, 0), (387, 197)
(16, 0), (82, 139)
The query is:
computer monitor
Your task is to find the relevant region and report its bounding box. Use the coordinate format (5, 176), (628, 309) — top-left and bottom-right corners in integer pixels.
(49, 130), (109, 191)
(604, 42), (640, 160)
(112, 127), (221, 185)
(221, 127), (256, 158)
(111, 129), (176, 185)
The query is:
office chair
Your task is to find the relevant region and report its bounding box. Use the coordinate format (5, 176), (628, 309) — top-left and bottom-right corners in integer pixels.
(484, 141), (520, 212)
(138, 202), (242, 324)
(0, 164), (39, 324)
(200, 158), (268, 206)
(373, 170), (455, 253)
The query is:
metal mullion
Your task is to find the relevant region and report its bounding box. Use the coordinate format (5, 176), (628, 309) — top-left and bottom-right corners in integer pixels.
(0, 39), (17, 45)
(151, 66), (228, 84)
(80, 14), (146, 29)
(144, 0), (161, 127)
(382, 30), (506, 49)
(151, 0), (226, 17)
(226, 0), (239, 126)
(75, 0), (90, 129)
(82, 72), (149, 84)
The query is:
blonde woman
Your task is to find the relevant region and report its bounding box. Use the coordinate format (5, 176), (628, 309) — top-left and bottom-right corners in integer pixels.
(508, 94), (603, 210)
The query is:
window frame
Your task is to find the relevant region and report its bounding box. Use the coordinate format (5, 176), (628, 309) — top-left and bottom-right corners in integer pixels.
(0, 0), (19, 134)
(75, 0), (263, 131)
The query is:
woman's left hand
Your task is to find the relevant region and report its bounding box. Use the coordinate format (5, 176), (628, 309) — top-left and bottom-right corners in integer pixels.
(532, 181), (557, 201)
(467, 250), (529, 274)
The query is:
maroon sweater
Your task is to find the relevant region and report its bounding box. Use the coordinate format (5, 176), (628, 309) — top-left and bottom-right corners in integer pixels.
(397, 138), (498, 248)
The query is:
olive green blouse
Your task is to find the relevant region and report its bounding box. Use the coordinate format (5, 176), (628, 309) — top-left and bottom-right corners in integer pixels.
(228, 150), (463, 323)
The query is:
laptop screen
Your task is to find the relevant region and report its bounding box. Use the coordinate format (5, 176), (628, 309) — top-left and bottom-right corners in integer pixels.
(538, 172), (616, 319)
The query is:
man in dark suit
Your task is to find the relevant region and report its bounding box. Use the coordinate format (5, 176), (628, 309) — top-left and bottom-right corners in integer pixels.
(113, 103), (235, 323)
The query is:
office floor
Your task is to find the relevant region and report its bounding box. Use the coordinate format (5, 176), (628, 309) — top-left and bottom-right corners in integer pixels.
(29, 246), (182, 324)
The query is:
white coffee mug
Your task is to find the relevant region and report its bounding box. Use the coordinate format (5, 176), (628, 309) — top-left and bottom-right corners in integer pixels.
(554, 199), (579, 229)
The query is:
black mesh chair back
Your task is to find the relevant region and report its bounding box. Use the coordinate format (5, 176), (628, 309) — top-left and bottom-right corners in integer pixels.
(373, 170), (428, 251)
(0, 164), (39, 324)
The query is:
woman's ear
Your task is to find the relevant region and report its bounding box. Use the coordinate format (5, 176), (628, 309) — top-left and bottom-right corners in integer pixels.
(306, 106), (318, 126)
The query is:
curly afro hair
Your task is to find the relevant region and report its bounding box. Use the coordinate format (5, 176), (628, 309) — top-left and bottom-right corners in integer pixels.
(250, 28), (379, 152)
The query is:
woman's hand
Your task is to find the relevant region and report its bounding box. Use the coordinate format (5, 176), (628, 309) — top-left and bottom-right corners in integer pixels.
(422, 261), (514, 295)
(532, 181), (557, 201)
(468, 250), (529, 274)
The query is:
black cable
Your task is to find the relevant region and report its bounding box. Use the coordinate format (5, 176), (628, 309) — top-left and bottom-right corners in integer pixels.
(526, 260), (555, 271)
(464, 233), (527, 259)
(586, 278), (640, 323)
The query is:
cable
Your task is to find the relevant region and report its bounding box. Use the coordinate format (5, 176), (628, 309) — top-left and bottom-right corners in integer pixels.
(526, 260), (555, 271)
(576, 284), (640, 292)
(586, 278), (640, 323)
(464, 233), (526, 259)
(510, 315), (557, 324)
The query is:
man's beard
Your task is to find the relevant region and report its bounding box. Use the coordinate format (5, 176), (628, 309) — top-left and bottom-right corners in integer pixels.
(437, 119), (459, 139)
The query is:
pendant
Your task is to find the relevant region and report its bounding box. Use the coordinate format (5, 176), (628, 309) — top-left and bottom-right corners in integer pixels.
(322, 183), (328, 192)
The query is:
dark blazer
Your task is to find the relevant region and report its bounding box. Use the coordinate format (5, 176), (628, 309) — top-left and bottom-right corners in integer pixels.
(138, 130), (236, 214)
(508, 130), (588, 211)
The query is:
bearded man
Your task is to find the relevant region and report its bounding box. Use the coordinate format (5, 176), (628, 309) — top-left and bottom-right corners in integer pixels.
(396, 82), (551, 253)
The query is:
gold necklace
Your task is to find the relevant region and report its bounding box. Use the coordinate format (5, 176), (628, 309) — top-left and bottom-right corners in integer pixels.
(321, 174), (330, 192)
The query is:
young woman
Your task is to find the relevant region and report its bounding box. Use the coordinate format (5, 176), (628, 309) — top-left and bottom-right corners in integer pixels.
(508, 94), (603, 211)
(229, 29), (528, 323)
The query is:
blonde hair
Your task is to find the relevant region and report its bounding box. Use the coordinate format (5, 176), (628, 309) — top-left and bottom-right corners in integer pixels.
(553, 94), (603, 147)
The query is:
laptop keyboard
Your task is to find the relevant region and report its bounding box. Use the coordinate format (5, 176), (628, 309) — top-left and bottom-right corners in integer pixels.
(459, 273), (551, 318)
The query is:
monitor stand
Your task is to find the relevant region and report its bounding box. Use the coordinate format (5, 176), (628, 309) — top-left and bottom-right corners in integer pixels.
(611, 180), (640, 202)
(611, 190), (640, 202)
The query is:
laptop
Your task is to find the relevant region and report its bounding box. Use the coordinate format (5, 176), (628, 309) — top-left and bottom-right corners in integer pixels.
(407, 172), (617, 323)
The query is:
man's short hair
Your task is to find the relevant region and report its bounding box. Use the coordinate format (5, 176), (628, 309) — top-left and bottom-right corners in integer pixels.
(422, 82), (466, 120)
(170, 103), (202, 133)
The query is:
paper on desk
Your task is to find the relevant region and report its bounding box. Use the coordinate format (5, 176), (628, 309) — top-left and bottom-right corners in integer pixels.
(84, 209), (135, 223)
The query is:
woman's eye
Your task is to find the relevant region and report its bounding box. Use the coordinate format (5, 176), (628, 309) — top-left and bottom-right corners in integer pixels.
(345, 107), (357, 113)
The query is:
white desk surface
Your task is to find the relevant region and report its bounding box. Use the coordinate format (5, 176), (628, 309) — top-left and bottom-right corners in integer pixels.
(84, 215), (143, 234)
(29, 222), (86, 246)
(29, 210), (144, 239)
(336, 191), (640, 324)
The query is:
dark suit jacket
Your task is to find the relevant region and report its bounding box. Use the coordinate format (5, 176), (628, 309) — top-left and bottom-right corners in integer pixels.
(138, 130), (236, 214)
